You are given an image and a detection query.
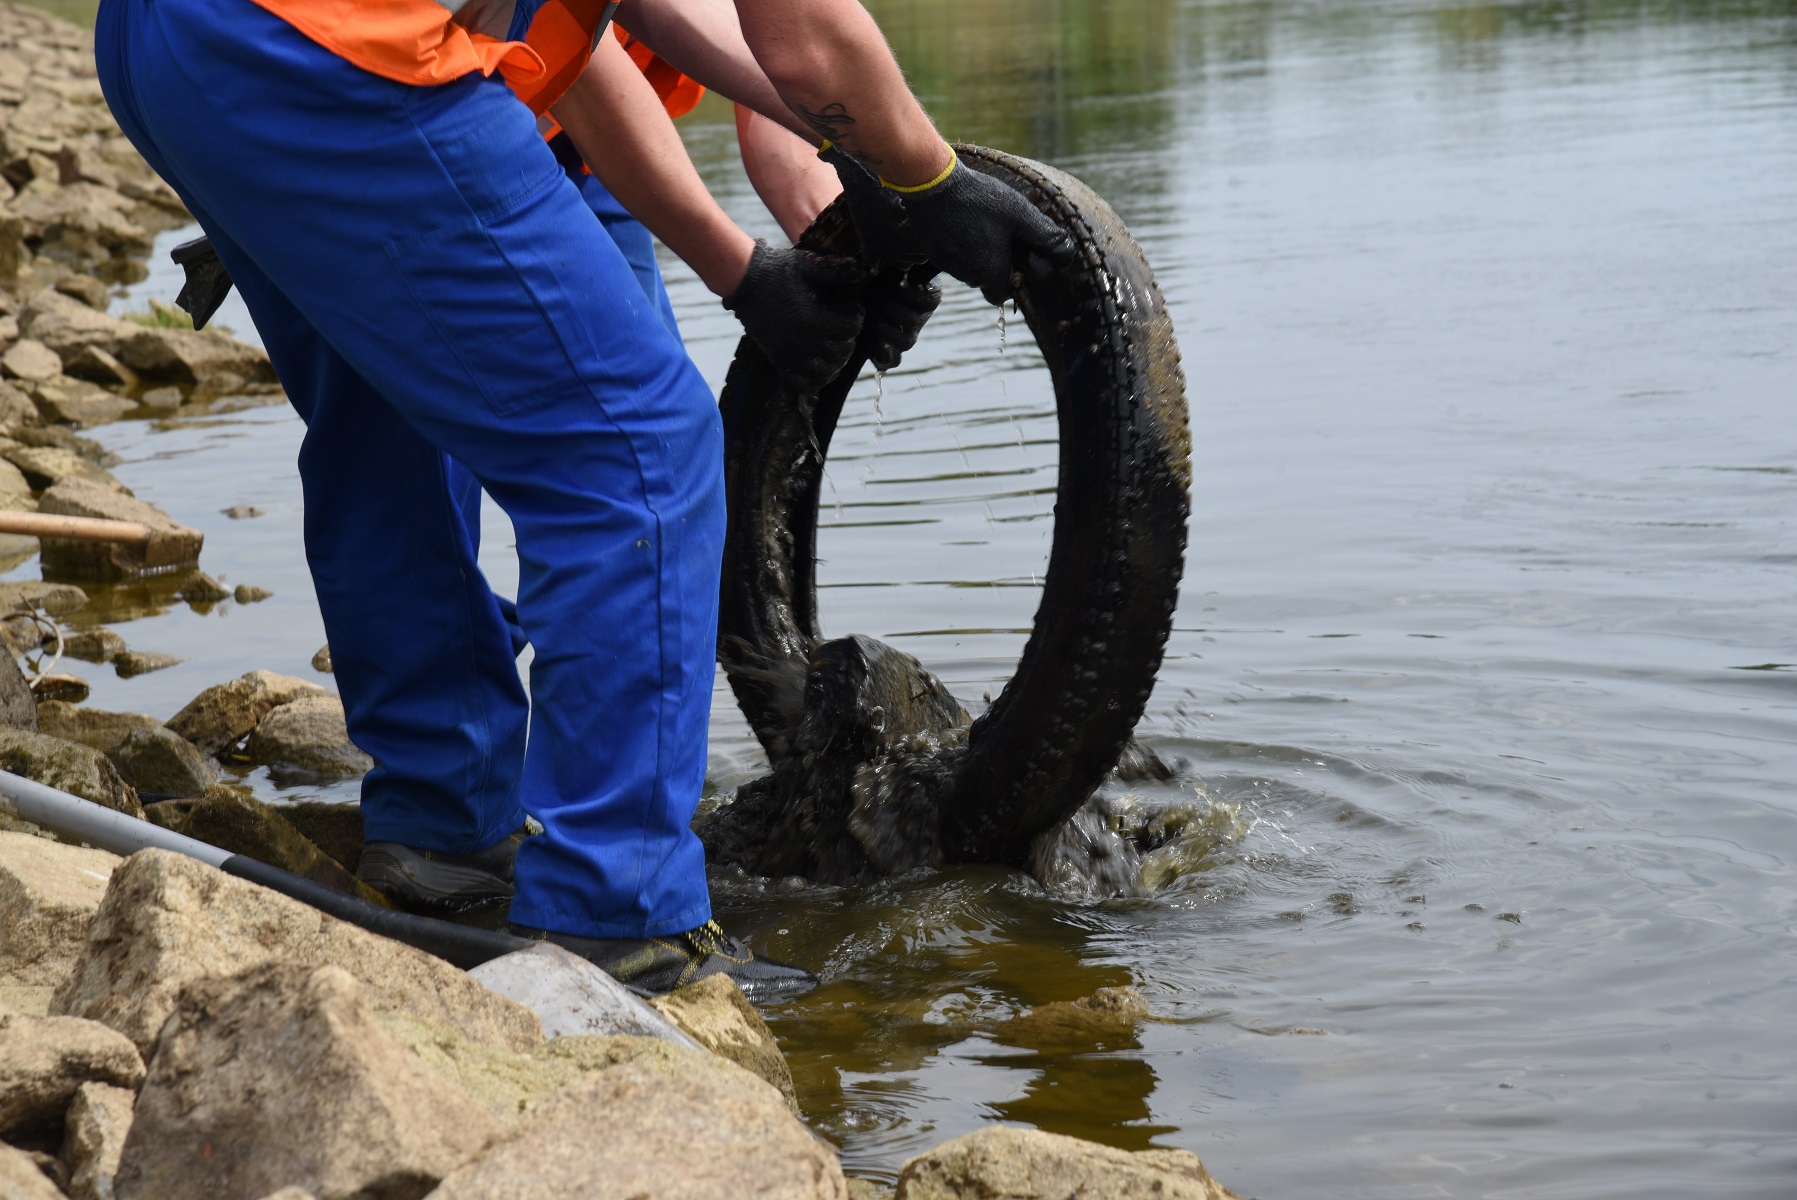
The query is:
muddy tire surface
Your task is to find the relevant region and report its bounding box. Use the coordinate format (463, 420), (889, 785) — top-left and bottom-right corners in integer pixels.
(716, 145), (1190, 868)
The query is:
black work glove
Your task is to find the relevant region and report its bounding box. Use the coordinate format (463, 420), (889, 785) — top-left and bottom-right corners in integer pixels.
(723, 241), (866, 395)
(896, 150), (1074, 303)
(860, 265), (940, 372)
(818, 144), (925, 265)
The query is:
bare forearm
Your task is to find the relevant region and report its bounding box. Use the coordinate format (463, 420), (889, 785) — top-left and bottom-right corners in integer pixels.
(615, 0), (813, 140)
(736, 105), (841, 242)
(733, 0), (949, 186)
(551, 37), (753, 297)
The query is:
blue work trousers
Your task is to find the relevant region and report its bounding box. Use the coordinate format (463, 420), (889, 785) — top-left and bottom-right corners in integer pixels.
(95, 0), (722, 938)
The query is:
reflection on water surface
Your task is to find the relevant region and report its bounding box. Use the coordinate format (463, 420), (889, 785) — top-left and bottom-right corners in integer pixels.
(45, 0), (1797, 1194)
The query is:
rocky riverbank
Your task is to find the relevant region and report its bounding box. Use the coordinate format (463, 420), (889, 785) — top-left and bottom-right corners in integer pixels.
(0, 1), (1248, 1196)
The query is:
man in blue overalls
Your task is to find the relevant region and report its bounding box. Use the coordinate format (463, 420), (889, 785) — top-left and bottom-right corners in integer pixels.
(95, 0), (1068, 997)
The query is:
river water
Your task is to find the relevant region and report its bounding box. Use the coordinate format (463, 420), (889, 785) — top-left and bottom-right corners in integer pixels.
(28, 0), (1795, 1194)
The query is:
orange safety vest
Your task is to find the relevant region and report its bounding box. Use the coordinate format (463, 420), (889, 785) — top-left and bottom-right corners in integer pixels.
(246, 0), (618, 116)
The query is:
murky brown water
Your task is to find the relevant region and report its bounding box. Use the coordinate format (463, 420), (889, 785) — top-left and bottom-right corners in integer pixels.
(24, 0), (1797, 1193)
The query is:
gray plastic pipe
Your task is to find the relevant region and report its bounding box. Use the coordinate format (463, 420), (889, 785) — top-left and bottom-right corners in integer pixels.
(0, 769), (531, 969)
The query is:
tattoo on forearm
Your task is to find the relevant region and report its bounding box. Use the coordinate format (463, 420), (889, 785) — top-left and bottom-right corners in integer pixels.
(796, 102), (881, 167)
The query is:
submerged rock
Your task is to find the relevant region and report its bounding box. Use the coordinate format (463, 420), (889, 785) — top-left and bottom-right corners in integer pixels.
(648, 973), (799, 1114)
(0, 832), (119, 990)
(247, 693), (372, 781)
(28, 674), (90, 704)
(897, 1128), (1240, 1200)
(111, 726), (218, 797)
(0, 1005), (144, 1140)
(59, 628), (125, 664)
(37, 481), (204, 580)
(165, 669), (324, 757)
(116, 963), (500, 1200)
(110, 649), (179, 679)
(35, 703), (158, 756)
(991, 986), (1150, 1054)
(59, 1081), (134, 1200)
(174, 570), (230, 603)
(0, 729), (142, 819)
(142, 788), (381, 902)
(51, 849), (541, 1056)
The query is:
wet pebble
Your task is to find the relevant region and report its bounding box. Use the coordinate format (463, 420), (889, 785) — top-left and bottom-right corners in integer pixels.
(220, 504), (265, 519)
(310, 644), (332, 673)
(232, 584), (272, 604)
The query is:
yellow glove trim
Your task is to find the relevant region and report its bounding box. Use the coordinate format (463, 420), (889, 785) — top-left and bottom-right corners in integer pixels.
(881, 147), (957, 195)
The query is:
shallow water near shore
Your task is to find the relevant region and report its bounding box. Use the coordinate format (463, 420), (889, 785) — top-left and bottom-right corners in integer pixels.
(25, 0), (1797, 1194)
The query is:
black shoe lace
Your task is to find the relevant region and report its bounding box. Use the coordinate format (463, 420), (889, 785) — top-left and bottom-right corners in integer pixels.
(684, 919), (730, 958)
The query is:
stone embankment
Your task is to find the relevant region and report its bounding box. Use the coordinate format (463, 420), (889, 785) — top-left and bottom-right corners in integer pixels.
(0, 2), (1247, 1196)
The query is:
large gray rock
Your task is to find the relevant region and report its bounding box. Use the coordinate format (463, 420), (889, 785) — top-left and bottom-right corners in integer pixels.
(0, 1004), (144, 1139)
(115, 325), (272, 387)
(466, 943), (698, 1046)
(35, 703), (158, 756)
(59, 1081), (134, 1200)
(165, 670), (325, 757)
(0, 832), (119, 990)
(647, 973), (799, 1114)
(0, 1142), (65, 1200)
(0, 650), (37, 730)
(247, 693), (373, 781)
(111, 726), (218, 797)
(0, 729), (142, 819)
(426, 1053), (848, 1200)
(37, 481), (203, 580)
(51, 849), (542, 1056)
(895, 1128), (1241, 1200)
(116, 963), (500, 1200)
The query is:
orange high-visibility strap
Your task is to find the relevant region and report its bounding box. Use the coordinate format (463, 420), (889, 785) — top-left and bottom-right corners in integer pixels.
(616, 26), (705, 119)
(247, 0), (614, 115)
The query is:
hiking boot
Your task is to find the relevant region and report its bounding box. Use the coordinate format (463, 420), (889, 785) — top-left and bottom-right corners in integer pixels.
(358, 822), (536, 910)
(506, 918), (817, 1001)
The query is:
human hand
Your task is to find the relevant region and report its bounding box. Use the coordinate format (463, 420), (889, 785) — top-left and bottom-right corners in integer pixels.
(818, 144), (924, 265)
(861, 265), (940, 372)
(894, 149), (1073, 303)
(723, 241), (867, 395)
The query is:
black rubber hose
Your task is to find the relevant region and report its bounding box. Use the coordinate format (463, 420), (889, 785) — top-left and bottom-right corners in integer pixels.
(716, 144), (1190, 865)
(220, 855), (531, 970)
